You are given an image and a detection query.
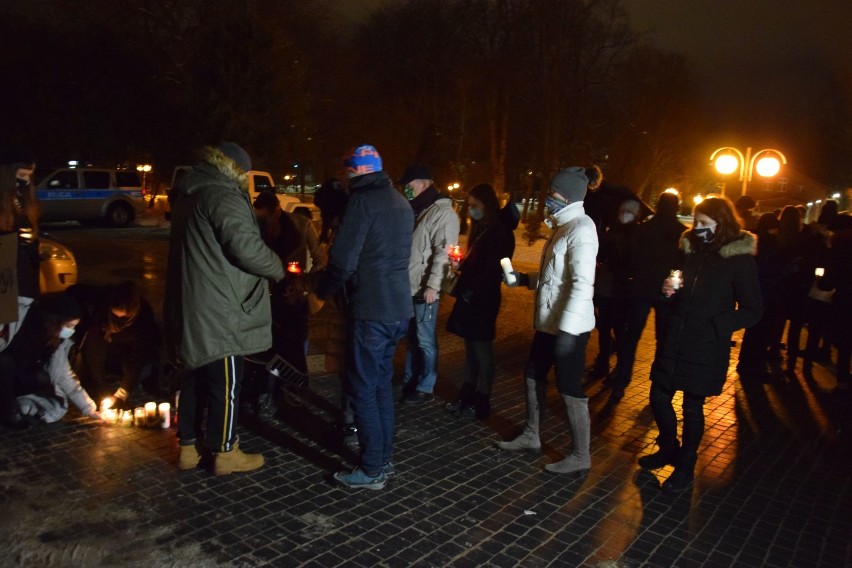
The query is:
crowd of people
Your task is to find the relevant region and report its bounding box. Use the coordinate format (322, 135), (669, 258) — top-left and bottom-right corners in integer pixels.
(2, 142), (849, 496)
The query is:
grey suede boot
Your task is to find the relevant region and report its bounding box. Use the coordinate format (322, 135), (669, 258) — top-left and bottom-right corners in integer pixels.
(497, 378), (545, 451)
(544, 395), (591, 475)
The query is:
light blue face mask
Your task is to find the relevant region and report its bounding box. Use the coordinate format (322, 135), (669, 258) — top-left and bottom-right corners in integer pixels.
(544, 196), (567, 215)
(469, 206), (484, 221)
(59, 326), (75, 339)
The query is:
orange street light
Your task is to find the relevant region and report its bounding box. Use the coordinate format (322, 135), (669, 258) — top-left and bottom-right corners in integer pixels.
(709, 146), (787, 197)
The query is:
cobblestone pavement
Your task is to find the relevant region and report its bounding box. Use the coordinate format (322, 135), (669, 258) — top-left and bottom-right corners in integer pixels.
(2, 250), (851, 567)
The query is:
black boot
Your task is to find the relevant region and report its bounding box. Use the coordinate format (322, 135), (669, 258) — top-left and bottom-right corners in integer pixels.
(661, 451), (697, 493)
(445, 383), (476, 414)
(473, 392), (491, 421)
(638, 437), (680, 470)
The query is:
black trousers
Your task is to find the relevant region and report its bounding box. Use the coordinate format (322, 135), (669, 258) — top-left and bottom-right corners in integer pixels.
(649, 382), (706, 453)
(177, 356), (244, 452)
(525, 330), (590, 398)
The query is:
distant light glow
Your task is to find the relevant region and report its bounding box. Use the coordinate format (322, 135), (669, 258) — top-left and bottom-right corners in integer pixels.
(755, 157), (780, 177)
(664, 187), (679, 195)
(831, 192), (841, 199)
(693, 195), (704, 205)
(715, 155), (739, 175)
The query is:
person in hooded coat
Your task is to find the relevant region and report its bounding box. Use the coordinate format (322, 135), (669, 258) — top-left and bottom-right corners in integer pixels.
(639, 196), (762, 493)
(165, 142), (284, 475)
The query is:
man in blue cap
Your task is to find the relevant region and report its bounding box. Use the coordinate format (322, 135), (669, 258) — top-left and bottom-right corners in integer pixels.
(317, 144), (413, 490)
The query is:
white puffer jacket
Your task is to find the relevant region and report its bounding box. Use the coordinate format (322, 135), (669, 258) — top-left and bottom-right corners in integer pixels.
(529, 202), (598, 335)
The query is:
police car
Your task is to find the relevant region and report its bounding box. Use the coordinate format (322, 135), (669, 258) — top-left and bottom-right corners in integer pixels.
(35, 167), (146, 227)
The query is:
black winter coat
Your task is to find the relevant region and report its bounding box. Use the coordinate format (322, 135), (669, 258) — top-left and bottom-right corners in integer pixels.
(447, 208), (516, 341)
(627, 214), (687, 300)
(651, 231), (762, 396)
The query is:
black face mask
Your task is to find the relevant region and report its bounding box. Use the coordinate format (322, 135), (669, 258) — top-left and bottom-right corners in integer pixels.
(694, 226), (715, 243)
(16, 178), (29, 190)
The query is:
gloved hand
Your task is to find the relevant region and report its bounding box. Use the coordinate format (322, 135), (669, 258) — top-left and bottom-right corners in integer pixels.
(504, 271), (528, 287)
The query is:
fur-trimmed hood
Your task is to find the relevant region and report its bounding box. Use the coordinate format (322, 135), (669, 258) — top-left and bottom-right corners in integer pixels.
(198, 145), (249, 190)
(680, 230), (757, 258)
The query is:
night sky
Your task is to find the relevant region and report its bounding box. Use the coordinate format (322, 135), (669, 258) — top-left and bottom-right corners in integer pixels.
(335, 0), (852, 178)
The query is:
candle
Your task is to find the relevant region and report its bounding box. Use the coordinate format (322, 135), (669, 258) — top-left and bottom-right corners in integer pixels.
(103, 409), (117, 423)
(134, 407), (146, 427)
(101, 398), (113, 411)
(144, 401), (157, 425)
(449, 245), (464, 263)
(500, 257), (517, 285)
(815, 267), (825, 277)
(121, 410), (133, 427)
(669, 269), (683, 290)
(287, 261), (302, 274)
(158, 403), (171, 429)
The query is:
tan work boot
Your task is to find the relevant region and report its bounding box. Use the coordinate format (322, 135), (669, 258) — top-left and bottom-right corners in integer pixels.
(213, 439), (265, 476)
(178, 441), (202, 471)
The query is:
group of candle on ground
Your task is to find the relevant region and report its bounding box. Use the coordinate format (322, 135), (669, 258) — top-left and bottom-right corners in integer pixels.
(100, 398), (171, 429)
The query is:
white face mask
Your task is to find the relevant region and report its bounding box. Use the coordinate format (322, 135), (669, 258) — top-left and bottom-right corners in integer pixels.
(619, 212), (636, 224)
(58, 326), (75, 339)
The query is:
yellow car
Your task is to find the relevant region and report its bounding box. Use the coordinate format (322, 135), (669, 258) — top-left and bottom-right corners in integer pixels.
(39, 237), (78, 294)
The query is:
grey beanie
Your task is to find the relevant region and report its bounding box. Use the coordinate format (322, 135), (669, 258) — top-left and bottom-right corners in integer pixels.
(550, 167), (589, 202)
(216, 142), (252, 173)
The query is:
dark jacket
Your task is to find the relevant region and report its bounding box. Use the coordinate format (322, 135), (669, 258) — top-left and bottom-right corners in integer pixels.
(447, 204), (517, 341)
(651, 231), (762, 396)
(316, 171), (413, 322)
(67, 283), (161, 393)
(164, 148), (284, 369)
(596, 221), (636, 298)
(628, 214), (687, 300)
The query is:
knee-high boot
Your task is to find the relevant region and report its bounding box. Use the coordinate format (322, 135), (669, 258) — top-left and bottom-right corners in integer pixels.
(544, 395), (591, 474)
(497, 378), (545, 451)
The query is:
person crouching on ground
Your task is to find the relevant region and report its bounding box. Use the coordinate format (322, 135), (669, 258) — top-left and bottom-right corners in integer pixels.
(1, 293), (103, 427)
(639, 196), (762, 493)
(498, 167), (598, 475)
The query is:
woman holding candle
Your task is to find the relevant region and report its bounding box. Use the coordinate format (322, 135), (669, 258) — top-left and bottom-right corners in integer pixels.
(1, 293), (102, 427)
(445, 183), (517, 420)
(640, 196), (762, 493)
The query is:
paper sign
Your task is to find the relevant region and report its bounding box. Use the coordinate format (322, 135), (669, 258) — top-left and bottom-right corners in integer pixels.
(0, 233), (19, 324)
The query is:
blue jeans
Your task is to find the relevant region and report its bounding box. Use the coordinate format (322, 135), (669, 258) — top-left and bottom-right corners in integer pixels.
(403, 300), (439, 394)
(347, 318), (408, 475)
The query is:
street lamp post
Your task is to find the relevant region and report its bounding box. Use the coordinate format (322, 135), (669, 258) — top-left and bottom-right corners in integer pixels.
(709, 146), (787, 197)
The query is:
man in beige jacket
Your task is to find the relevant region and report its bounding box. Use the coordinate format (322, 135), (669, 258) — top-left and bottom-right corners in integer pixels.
(398, 164), (460, 405)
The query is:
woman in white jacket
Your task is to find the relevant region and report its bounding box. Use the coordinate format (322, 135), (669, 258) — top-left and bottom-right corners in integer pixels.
(498, 167), (599, 475)
(1, 293), (102, 426)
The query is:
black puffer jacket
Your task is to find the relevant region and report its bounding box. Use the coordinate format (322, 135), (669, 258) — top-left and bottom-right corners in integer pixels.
(651, 231), (762, 396)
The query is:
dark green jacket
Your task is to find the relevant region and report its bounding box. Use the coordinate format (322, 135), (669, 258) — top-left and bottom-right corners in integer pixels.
(164, 148), (284, 369)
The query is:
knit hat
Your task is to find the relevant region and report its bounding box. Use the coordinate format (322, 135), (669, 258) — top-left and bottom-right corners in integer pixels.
(550, 167), (589, 202)
(41, 293), (82, 322)
(343, 145), (382, 177)
(398, 163), (432, 185)
(216, 142), (252, 173)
